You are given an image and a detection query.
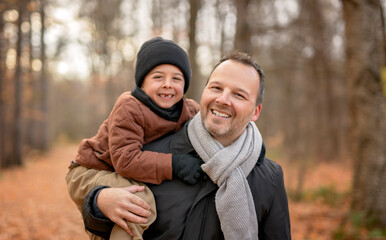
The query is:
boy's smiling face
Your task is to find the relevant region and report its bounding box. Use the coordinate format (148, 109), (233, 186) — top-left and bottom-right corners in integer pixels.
(141, 64), (185, 109)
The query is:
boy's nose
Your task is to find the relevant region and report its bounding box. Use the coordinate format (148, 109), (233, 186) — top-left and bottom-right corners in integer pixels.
(162, 78), (172, 88)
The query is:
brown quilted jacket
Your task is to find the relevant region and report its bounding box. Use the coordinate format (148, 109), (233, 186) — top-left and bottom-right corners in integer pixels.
(74, 91), (199, 184)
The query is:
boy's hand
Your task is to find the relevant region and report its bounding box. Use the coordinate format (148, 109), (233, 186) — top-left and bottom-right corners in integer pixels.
(172, 153), (204, 185)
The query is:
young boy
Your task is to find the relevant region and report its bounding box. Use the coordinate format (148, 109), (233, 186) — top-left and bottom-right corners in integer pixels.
(66, 37), (202, 239)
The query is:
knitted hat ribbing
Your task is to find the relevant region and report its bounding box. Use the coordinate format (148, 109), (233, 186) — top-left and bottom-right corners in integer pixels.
(135, 37), (191, 93)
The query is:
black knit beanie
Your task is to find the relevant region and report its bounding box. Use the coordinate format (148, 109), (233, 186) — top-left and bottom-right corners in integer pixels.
(135, 37), (191, 93)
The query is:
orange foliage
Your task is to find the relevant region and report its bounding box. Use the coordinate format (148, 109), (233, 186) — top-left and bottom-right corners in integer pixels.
(281, 159), (352, 240)
(0, 144), (87, 240)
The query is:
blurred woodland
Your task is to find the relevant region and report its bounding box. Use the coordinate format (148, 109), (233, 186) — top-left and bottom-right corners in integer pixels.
(0, 0), (385, 239)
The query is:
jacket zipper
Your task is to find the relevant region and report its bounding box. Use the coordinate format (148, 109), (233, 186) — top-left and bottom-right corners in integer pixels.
(201, 175), (207, 187)
(198, 176), (209, 240)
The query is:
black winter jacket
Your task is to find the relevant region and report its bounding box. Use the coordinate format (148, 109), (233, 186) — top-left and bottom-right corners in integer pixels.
(83, 123), (291, 240)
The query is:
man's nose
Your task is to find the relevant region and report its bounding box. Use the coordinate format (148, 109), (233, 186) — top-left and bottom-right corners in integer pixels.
(215, 92), (231, 105)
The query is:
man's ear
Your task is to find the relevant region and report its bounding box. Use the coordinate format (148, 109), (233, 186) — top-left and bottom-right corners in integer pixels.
(250, 104), (262, 122)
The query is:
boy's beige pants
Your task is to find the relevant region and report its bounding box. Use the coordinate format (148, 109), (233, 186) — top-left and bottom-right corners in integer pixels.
(65, 165), (157, 240)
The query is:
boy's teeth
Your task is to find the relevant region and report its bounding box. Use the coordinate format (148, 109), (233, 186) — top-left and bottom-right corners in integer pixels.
(160, 94), (172, 97)
(212, 110), (230, 118)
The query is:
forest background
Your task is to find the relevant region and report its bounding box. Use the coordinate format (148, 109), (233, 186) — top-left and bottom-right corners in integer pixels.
(0, 0), (385, 239)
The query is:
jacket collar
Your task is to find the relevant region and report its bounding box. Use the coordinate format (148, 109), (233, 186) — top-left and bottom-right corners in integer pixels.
(257, 143), (266, 166)
(131, 87), (182, 122)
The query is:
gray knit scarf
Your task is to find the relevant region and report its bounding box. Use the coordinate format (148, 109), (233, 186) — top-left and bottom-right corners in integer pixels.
(187, 112), (262, 240)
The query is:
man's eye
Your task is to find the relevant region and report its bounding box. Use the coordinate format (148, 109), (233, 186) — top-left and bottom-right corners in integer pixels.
(235, 93), (246, 99)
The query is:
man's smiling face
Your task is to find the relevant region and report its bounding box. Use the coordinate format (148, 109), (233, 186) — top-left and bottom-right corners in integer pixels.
(200, 60), (262, 147)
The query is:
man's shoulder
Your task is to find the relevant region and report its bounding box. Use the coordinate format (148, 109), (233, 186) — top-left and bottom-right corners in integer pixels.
(248, 157), (284, 187)
(261, 157), (283, 171)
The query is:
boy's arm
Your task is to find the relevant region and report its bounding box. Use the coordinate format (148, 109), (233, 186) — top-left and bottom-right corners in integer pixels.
(108, 100), (173, 184)
(107, 99), (202, 185)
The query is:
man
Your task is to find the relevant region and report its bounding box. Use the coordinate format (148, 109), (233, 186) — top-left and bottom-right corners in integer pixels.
(67, 51), (291, 239)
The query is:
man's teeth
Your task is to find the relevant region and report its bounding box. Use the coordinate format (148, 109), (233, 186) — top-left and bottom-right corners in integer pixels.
(160, 94), (172, 98)
(212, 110), (230, 118)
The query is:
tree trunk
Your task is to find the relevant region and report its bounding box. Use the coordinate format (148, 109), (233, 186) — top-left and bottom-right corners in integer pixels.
(215, 0), (228, 57)
(234, 0), (252, 54)
(0, 5), (5, 168)
(38, 0), (48, 150)
(26, 3), (36, 149)
(13, 2), (24, 166)
(186, 0), (202, 102)
(307, 0), (338, 161)
(342, 0), (386, 226)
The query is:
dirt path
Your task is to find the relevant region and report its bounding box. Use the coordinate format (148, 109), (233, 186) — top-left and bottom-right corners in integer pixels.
(0, 144), (352, 240)
(0, 144), (87, 240)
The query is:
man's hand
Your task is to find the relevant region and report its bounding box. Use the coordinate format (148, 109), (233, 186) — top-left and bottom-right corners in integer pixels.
(97, 186), (151, 236)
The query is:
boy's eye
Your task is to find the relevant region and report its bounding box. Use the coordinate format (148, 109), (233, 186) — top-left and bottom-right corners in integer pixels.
(173, 77), (183, 81)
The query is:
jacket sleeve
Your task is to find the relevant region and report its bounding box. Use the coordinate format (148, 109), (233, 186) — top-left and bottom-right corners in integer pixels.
(261, 164), (292, 240)
(108, 99), (172, 184)
(82, 185), (114, 239)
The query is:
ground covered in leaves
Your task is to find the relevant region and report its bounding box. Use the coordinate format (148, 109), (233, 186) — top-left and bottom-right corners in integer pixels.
(0, 144), (352, 240)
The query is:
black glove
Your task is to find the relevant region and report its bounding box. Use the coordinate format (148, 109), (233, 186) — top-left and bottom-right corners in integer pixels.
(172, 153), (204, 185)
